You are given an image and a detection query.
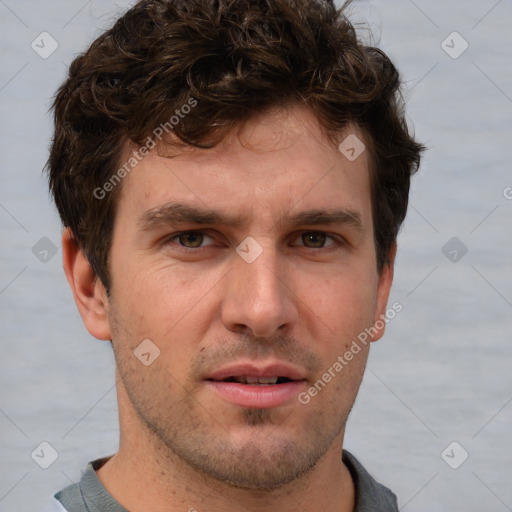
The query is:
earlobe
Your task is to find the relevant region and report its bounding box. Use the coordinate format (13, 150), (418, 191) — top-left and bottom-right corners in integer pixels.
(370, 243), (397, 342)
(62, 228), (112, 340)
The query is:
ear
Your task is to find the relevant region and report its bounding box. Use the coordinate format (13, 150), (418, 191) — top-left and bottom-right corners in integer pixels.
(62, 228), (112, 340)
(370, 243), (397, 342)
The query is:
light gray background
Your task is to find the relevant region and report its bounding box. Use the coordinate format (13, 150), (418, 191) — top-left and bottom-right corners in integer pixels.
(1, 1), (511, 511)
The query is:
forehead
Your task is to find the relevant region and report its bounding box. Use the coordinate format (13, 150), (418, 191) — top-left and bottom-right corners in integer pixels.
(116, 105), (372, 228)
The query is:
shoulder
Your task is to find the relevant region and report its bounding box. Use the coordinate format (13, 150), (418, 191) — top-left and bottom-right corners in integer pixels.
(51, 457), (127, 512)
(50, 459), (100, 512)
(342, 449), (399, 512)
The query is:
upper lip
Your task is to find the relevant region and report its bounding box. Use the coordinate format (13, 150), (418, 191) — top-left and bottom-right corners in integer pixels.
(206, 362), (307, 381)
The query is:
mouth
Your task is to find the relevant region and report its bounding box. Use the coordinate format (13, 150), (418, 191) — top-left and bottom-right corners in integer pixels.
(204, 363), (307, 408)
(211, 376), (296, 385)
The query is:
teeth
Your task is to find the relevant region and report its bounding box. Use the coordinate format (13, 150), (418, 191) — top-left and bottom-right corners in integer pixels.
(258, 377), (278, 385)
(231, 376), (279, 385)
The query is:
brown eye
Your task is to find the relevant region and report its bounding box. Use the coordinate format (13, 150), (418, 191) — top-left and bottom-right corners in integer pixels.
(301, 232), (327, 248)
(177, 232), (204, 247)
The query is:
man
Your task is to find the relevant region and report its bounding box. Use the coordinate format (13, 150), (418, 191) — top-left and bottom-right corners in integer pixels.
(45, 0), (423, 510)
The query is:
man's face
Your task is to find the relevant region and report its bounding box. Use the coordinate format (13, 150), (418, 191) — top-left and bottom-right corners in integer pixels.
(104, 105), (393, 489)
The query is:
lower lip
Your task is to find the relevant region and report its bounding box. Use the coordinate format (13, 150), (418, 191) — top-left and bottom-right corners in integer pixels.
(206, 380), (306, 409)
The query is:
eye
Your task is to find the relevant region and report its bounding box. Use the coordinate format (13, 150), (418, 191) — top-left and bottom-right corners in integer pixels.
(169, 231), (215, 248)
(294, 231), (336, 248)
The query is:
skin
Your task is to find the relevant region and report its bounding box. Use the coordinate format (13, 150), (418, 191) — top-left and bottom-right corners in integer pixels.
(63, 104), (396, 512)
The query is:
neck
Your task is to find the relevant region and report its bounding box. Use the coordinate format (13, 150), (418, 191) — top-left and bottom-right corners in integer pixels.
(96, 379), (355, 512)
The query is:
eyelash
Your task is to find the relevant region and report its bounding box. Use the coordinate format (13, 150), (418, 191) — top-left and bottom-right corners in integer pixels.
(163, 230), (343, 251)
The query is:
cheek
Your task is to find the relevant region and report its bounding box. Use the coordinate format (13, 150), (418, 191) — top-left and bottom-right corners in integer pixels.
(109, 260), (221, 356)
(299, 266), (378, 341)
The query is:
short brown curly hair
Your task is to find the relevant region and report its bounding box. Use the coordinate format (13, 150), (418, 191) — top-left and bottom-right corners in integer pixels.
(47, 0), (424, 289)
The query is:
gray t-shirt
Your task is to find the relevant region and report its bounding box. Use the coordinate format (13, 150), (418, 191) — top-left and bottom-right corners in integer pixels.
(52, 450), (398, 511)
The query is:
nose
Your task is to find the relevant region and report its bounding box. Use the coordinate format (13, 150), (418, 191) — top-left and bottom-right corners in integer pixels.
(220, 245), (298, 338)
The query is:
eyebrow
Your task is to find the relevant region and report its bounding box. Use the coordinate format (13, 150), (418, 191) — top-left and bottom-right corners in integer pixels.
(137, 202), (365, 233)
